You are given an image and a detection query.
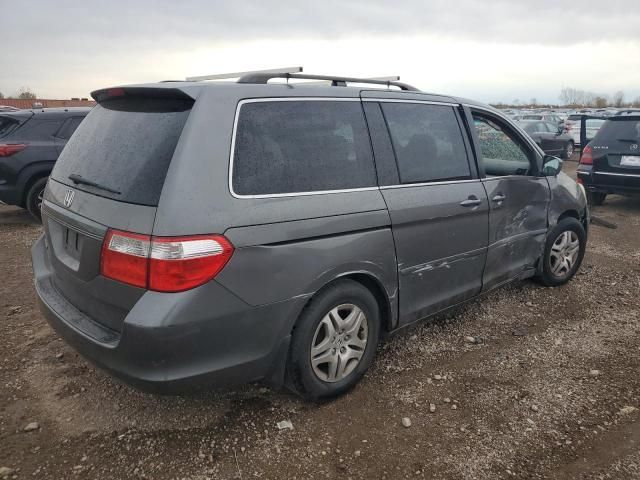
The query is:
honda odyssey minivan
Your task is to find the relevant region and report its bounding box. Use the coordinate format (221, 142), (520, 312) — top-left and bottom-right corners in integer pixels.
(32, 72), (588, 400)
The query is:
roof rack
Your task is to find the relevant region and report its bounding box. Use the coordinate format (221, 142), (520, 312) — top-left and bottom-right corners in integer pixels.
(237, 72), (419, 91)
(185, 66), (303, 82)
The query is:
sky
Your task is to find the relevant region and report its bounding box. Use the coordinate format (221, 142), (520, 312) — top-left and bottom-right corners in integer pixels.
(2, 0), (640, 104)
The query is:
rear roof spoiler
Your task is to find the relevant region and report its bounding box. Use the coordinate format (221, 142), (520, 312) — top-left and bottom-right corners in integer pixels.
(91, 87), (194, 104)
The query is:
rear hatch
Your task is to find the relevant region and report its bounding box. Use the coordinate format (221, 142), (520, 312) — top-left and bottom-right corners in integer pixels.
(43, 88), (194, 333)
(589, 116), (640, 187)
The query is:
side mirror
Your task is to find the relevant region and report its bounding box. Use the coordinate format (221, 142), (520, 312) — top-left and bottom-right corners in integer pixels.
(542, 155), (563, 176)
(557, 126), (564, 135)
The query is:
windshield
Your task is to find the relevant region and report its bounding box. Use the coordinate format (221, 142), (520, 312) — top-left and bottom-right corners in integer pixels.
(51, 96), (192, 205)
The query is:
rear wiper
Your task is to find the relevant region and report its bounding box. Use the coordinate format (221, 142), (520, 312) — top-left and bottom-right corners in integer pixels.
(68, 174), (121, 195)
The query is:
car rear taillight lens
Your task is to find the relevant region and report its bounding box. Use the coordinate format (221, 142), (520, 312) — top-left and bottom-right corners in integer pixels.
(149, 235), (233, 292)
(0, 144), (26, 157)
(101, 230), (151, 288)
(100, 230), (233, 292)
(580, 145), (593, 165)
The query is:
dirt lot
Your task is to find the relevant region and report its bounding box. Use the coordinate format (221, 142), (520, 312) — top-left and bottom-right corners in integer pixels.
(1, 162), (639, 480)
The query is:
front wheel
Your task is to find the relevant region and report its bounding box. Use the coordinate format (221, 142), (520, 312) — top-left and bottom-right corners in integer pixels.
(26, 177), (48, 222)
(286, 280), (380, 401)
(535, 217), (586, 287)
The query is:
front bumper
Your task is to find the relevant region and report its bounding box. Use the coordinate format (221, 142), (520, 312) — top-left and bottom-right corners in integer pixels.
(32, 235), (304, 393)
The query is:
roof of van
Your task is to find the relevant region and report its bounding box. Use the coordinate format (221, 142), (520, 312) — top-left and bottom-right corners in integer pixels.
(92, 80), (495, 112)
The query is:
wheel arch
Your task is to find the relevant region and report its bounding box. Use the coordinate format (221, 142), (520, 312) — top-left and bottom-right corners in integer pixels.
(291, 272), (396, 336)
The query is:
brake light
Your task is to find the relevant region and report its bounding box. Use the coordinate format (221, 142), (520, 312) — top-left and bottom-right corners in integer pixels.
(149, 235), (234, 292)
(100, 229), (234, 292)
(101, 230), (150, 288)
(580, 145), (593, 165)
(0, 144), (26, 157)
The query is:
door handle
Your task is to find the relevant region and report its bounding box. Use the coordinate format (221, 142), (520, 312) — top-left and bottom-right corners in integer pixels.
(492, 194), (506, 203)
(460, 197), (482, 207)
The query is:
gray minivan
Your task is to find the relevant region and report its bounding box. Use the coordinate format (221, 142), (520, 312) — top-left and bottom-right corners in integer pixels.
(32, 73), (588, 400)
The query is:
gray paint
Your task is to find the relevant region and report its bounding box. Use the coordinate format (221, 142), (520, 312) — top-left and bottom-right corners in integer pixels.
(31, 79), (588, 392)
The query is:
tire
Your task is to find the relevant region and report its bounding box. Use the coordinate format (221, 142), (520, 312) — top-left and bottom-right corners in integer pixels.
(536, 217), (586, 287)
(587, 191), (606, 206)
(25, 177), (48, 222)
(561, 141), (574, 160)
(286, 279), (381, 401)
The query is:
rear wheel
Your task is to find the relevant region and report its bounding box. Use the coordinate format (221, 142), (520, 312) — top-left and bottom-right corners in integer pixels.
(536, 217), (586, 287)
(26, 177), (48, 222)
(587, 191), (606, 206)
(287, 280), (380, 401)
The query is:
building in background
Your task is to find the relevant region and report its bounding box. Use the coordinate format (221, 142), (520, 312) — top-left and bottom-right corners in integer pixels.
(0, 98), (95, 109)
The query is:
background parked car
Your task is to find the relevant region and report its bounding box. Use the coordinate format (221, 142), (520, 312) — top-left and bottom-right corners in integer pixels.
(577, 114), (640, 205)
(0, 107), (90, 220)
(0, 105), (20, 112)
(519, 120), (574, 158)
(520, 113), (564, 127)
(564, 114), (606, 147)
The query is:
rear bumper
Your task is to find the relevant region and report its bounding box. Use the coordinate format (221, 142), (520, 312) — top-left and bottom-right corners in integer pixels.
(32, 235), (305, 393)
(577, 168), (640, 195)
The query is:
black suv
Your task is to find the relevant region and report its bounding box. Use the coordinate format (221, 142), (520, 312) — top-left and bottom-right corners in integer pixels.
(577, 115), (640, 205)
(0, 107), (91, 220)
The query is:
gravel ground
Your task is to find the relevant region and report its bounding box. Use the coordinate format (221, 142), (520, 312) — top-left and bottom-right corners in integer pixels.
(1, 161), (639, 479)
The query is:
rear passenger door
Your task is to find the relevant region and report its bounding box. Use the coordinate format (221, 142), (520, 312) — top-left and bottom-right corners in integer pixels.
(363, 99), (489, 325)
(466, 108), (550, 290)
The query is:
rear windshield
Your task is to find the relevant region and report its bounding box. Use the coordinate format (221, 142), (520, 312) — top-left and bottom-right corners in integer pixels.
(593, 118), (640, 145)
(0, 115), (23, 138)
(522, 115), (542, 120)
(51, 96), (192, 205)
(567, 114), (582, 120)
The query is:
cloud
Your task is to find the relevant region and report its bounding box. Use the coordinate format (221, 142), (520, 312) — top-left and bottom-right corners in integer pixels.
(1, 0), (639, 102)
(3, 0), (640, 46)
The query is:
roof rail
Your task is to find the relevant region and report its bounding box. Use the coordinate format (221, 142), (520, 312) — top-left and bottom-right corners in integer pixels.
(237, 72), (419, 91)
(303, 76), (401, 85)
(185, 66), (303, 82)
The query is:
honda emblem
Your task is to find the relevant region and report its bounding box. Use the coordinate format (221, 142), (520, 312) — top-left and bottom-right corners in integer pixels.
(63, 189), (75, 208)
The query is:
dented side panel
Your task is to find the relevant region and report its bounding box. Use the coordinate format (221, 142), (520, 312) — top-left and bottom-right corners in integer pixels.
(380, 181), (489, 325)
(481, 176), (550, 290)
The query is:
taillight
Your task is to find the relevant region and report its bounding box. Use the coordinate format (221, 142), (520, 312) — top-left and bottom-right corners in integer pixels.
(149, 235), (233, 292)
(0, 144), (26, 157)
(580, 145), (593, 165)
(100, 229), (233, 292)
(101, 230), (150, 288)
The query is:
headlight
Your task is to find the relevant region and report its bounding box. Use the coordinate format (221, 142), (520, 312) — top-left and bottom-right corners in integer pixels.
(577, 182), (587, 201)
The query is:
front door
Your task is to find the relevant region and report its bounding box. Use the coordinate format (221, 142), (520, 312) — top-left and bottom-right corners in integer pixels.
(364, 100), (489, 325)
(468, 109), (550, 290)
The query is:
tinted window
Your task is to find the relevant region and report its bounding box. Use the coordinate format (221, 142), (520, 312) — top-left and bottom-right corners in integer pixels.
(0, 115), (22, 138)
(56, 117), (84, 140)
(381, 103), (470, 183)
(232, 101), (376, 195)
(51, 96), (192, 205)
(473, 114), (532, 176)
(592, 118), (640, 146)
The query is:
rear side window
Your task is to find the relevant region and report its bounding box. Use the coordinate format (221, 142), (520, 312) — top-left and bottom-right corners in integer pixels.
(232, 101), (376, 196)
(55, 116), (84, 140)
(381, 103), (471, 183)
(51, 96), (192, 205)
(0, 115), (25, 138)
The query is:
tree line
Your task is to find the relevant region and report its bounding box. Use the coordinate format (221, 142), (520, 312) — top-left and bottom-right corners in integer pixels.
(0, 87), (38, 100)
(493, 88), (640, 109)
